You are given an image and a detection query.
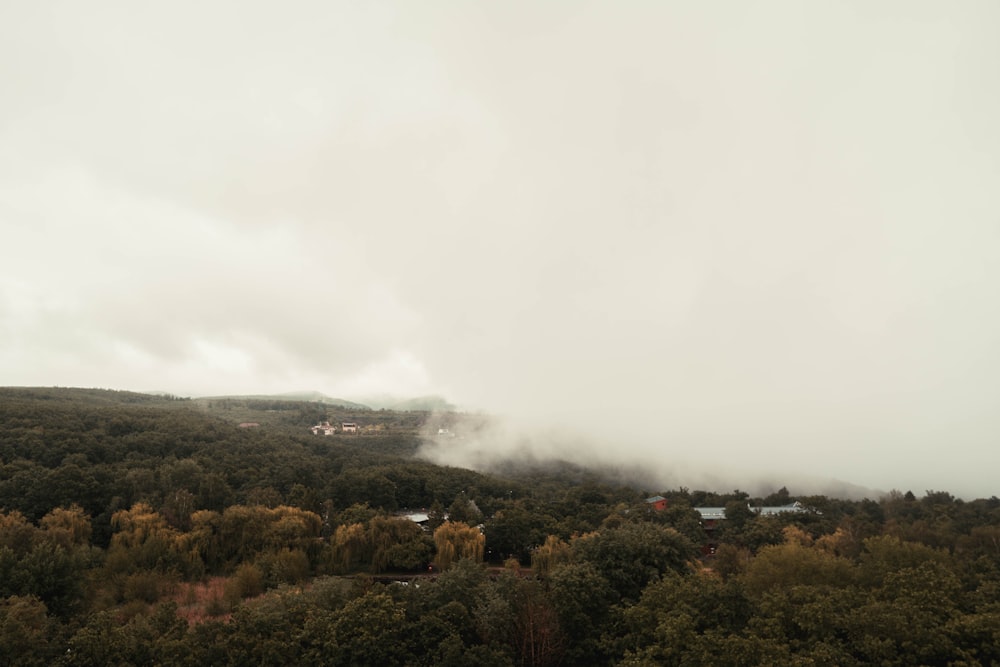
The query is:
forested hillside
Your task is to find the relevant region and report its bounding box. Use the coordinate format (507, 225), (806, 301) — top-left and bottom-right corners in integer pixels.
(1, 387), (999, 665)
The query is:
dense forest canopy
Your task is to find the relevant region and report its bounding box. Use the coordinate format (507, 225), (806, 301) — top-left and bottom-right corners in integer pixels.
(1, 387), (999, 666)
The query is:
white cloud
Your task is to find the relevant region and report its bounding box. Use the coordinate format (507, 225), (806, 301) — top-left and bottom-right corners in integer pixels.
(2, 1), (999, 497)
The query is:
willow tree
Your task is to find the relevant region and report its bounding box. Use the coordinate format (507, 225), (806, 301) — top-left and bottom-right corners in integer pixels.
(368, 516), (427, 573)
(330, 522), (369, 573)
(434, 521), (484, 570)
(108, 502), (181, 573)
(531, 535), (571, 577)
(39, 505), (92, 548)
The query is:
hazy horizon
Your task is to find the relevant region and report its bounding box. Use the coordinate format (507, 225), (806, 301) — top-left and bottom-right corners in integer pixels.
(3, 2), (999, 499)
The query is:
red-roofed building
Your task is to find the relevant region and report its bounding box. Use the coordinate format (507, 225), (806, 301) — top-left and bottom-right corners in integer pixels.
(645, 495), (668, 511)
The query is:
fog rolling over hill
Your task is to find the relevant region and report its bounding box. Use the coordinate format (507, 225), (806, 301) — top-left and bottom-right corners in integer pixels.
(2, 3), (998, 502)
(416, 413), (886, 500)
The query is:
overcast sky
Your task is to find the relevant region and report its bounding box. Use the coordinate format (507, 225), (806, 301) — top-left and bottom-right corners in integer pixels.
(2, 1), (999, 498)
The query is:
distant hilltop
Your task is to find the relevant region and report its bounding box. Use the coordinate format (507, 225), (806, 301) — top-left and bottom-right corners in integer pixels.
(192, 391), (370, 410)
(196, 390), (456, 412)
(4, 386), (459, 413)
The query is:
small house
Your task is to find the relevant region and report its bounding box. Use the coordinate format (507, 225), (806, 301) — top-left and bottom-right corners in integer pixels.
(645, 495), (668, 511)
(311, 421), (336, 436)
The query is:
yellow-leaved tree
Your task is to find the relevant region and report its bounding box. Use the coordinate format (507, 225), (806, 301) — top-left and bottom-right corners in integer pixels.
(531, 535), (571, 577)
(39, 505), (92, 548)
(433, 521), (484, 570)
(330, 522), (369, 573)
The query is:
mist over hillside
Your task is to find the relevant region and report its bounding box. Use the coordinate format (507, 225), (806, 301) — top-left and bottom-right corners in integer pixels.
(354, 394), (457, 412)
(415, 413), (887, 501)
(4, 2), (998, 505)
(2, 386), (958, 499)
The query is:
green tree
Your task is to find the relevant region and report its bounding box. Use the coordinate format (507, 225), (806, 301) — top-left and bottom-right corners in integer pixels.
(712, 542), (751, 582)
(420, 558), (489, 614)
(848, 561), (962, 666)
(427, 500), (447, 531)
(367, 516), (428, 573)
(303, 592), (410, 666)
(447, 493), (483, 526)
(857, 535), (949, 588)
(485, 505), (555, 564)
(12, 543), (90, 617)
(475, 574), (564, 667)
(741, 541), (854, 598)
(660, 501), (708, 546)
(547, 562), (616, 664)
(223, 562), (265, 606)
(221, 587), (309, 665)
(0, 595), (55, 667)
(572, 522), (696, 602)
(615, 572), (756, 666)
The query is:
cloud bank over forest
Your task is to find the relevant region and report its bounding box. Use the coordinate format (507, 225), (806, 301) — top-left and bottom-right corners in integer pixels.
(2, 2), (999, 498)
